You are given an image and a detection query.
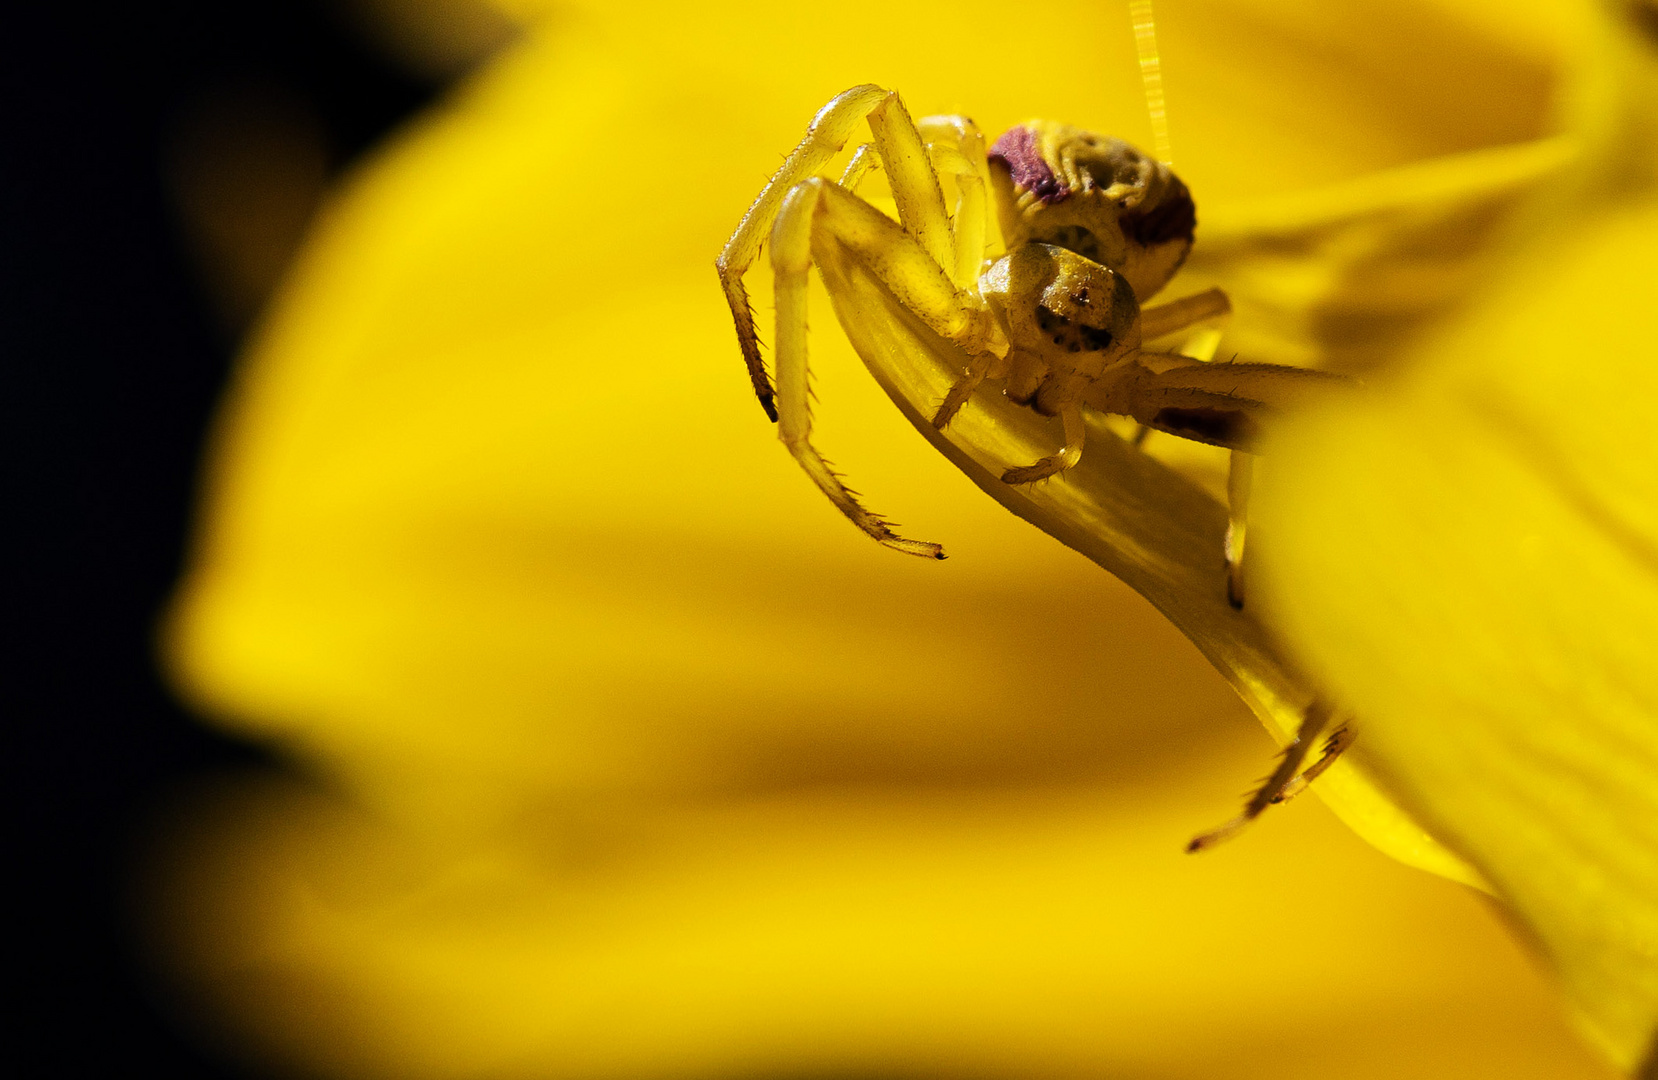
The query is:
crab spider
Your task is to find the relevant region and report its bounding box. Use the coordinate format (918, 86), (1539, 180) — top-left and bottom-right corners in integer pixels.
(717, 84), (1345, 599)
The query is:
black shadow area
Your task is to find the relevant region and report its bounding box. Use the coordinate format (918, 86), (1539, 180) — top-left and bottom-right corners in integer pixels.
(4, 3), (440, 1075)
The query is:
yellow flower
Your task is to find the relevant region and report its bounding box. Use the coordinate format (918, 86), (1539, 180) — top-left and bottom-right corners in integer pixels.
(152, 0), (1639, 1076)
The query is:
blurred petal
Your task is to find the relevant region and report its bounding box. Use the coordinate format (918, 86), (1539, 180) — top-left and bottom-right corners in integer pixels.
(151, 772), (1612, 1080)
(1181, 136), (1573, 376)
(1253, 9), (1658, 1070)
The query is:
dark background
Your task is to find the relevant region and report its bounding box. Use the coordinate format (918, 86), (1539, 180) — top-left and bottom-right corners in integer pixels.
(7, 3), (444, 1074)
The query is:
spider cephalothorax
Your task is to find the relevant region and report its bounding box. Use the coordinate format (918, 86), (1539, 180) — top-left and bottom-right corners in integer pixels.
(979, 244), (1141, 416)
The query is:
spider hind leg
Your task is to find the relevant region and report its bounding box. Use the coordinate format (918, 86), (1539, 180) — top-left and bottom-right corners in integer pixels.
(1186, 698), (1351, 852)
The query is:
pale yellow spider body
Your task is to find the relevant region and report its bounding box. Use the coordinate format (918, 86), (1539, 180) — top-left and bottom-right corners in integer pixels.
(717, 85), (1343, 572)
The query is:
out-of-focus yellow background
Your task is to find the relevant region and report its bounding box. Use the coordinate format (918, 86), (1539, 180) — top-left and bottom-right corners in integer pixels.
(148, 0), (1632, 1076)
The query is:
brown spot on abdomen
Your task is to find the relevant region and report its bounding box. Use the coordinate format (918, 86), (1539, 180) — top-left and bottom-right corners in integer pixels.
(1120, 173), (1196, 248)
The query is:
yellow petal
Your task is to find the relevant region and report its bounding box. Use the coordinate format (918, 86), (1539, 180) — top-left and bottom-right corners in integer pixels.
(1251, 12), (1658, 1070)
(152, 770), (1613, 1080)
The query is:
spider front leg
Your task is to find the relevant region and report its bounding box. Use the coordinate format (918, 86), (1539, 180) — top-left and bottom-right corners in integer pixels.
(916, 115), (993, 288)
(770, 176), (1000, 559)
(718, 84), (958, 421)
(838, 115), (992, 291)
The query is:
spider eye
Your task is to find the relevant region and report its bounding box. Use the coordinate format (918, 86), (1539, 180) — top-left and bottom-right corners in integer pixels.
(1034, 302), (1116, 354)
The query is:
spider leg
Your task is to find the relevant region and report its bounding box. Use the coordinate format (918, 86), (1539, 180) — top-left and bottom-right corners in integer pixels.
(918, 115), (993, 288)
(1138, 287), (1230, 342)
(718, 85), (957, 420)
(1225, 451), (1252, 609)
(838, 143), (880, 190)
(837, 134), (983, 291)
(840, 127), (986, 274)
(931, 349), (1000, 429)
(1001, 403), (1086, 484)
(1130, 288), (1231, 446)
(1186, 698), (1338, 852)
(1269, 723), (1355, 805)
(770, 176), (997, 558)
(1099, 351), (1352, 453)
(1100, 350), (1345, 608)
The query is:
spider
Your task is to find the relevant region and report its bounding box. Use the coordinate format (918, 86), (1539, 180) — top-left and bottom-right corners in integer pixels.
(717, 84), (1346, 606)
(717, 87), (1354, 847)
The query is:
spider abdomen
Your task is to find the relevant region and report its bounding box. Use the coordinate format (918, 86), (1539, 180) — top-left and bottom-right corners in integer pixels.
(988, 121), (1195, 302)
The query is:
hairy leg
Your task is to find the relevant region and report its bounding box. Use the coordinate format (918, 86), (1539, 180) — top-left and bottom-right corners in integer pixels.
(1270, 724), (1355, 805)
(917, 115), (993, 288)
(1139, 286), (1230, 341)
(932, 349), (1002, 428)
(718, 85), (958, 419)
(769, 177), (999, 557)
(1186, 697), (1339, 852)
(1102, 352), (1351, 453)
(1002, 404), (1087, 484)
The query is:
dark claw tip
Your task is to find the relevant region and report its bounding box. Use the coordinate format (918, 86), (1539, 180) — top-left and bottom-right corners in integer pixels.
(760, 396), (779, 423)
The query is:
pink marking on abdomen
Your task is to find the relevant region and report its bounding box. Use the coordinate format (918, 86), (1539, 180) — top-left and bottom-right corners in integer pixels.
(989, 126), (1068, 204)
